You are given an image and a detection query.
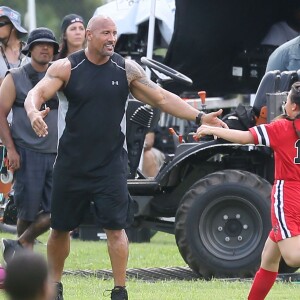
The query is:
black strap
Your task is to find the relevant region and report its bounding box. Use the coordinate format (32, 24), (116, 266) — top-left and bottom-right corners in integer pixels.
(23, 63), (40, 86)
(0, 43), (23, 70)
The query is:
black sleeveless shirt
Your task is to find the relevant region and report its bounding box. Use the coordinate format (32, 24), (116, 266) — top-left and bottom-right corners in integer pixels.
(56, 50), (129, 177)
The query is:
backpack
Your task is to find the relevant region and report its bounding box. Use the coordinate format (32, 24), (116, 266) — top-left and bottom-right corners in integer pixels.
(222, 103), (256, 130)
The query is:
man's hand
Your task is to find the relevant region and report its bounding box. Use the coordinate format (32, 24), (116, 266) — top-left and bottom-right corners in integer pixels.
(202, 109), (228, 128)
(7, 148), (20, 170)
(28, 107), (50, 137)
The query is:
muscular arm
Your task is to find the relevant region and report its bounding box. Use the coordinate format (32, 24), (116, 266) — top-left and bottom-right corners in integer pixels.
(195, 125), (255, 144)
(126, 59), (200, 121)
(126, 60), (227, 128)
(24, 58), (70, 137)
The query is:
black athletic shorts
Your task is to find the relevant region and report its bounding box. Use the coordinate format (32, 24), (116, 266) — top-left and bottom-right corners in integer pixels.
(50, 168), (134, 231)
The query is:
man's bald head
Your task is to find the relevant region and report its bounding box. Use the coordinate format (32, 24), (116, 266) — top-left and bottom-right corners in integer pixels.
(87, 15), (116, 32)
(85, 15), (118, 59)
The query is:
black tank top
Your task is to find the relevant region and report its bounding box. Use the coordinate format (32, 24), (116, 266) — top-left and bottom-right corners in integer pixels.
(56, 50), (129, 177)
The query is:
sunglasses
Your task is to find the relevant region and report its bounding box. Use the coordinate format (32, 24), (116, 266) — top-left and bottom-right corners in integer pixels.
(0, 21), (11, 28)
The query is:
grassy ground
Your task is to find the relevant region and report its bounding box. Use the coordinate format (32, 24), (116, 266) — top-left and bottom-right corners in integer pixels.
(0, 231), (299, 299)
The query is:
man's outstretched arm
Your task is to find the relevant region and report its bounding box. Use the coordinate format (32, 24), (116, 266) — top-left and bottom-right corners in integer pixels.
(25, 59), (69, 137)
(126, 59), (227, 128)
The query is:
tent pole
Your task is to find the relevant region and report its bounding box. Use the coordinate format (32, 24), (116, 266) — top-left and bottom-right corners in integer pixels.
(27, 0), (37, 31)
(146, 0), (156, 78)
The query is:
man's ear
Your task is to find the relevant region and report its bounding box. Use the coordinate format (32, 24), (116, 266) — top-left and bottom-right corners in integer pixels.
(86, 30), (92, 41)
(292, 102), (298, 111)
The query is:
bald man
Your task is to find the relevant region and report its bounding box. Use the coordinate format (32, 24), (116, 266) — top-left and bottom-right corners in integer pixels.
(24, 15), (226, 300)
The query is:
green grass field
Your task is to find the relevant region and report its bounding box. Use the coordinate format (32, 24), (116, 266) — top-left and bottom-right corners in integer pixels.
(0, 231), (299, 299)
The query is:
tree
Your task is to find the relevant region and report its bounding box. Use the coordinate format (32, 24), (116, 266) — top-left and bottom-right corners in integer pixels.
(0, 0), (105, 38)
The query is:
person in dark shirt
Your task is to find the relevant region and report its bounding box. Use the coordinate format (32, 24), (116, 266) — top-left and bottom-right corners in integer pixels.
(24, 15), (227, 300)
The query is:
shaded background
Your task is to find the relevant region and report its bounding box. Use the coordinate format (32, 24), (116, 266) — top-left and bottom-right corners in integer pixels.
(164, 0), (290, 96)
(1, 0), (295, 97)
(0, 0), (104, 38)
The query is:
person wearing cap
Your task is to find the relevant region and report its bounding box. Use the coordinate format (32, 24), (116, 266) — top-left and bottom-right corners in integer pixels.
(54, 13), (86, 60)
(0, 6), (27, 86)
(0, 28), (59, 266)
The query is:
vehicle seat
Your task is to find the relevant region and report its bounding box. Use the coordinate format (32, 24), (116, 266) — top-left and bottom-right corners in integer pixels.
(279, 70), (298, 92)
(252, 70), (281, 120)
(253, 70), (299, 124)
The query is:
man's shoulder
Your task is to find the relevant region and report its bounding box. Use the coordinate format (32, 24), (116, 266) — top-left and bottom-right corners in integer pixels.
(268, 36), (300, 63)
(69, 49), (84, 59)
(7, 63), (28, 76)
(49, 57), (71, 71)
(111, 52), (126, 68)
(67, 49), (85, 67)
(124, 57), (144, 72)
(275, 35), (300, 52)
(112, 52), (124, 60)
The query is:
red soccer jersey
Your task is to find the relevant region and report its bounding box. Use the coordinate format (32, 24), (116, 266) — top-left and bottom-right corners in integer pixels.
(249, 119), (300, 181)
(250, 119), (300, 241)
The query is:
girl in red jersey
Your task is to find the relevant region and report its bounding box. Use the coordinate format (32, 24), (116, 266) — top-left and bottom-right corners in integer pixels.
(194, 81), (300, 300)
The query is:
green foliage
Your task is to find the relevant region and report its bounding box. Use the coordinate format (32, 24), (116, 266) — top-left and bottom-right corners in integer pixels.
(0, 0), (105, 38)
(1, 231), (300, 299)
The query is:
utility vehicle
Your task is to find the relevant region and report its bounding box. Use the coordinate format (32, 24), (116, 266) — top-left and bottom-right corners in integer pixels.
(126, 57), (299, 279)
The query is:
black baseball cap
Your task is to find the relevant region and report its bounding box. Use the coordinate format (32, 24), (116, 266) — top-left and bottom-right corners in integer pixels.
(61, 14), (84, 33)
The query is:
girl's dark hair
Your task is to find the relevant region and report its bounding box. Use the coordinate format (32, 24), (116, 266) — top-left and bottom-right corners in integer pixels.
(290, 81), (300, 105)
(288, 82), (300, 137)
(54, 37), (68, 60)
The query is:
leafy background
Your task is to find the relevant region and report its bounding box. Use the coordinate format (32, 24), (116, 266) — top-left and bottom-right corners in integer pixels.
(0, 0), (106, 39)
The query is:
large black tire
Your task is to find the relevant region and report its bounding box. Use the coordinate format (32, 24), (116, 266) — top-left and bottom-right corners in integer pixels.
(175, 170), (272, 279)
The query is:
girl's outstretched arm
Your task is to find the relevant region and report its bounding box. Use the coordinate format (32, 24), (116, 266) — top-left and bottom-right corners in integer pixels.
(194, 125), (255, 144)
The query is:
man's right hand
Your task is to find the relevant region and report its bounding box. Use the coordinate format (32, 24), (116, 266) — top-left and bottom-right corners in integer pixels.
(7, 148), (20, 170)
(202, 109), (228, 128)
(28, 108), (50, 137)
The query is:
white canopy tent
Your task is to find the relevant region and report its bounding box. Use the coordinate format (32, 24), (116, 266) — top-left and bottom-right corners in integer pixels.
(94, 0), (175, 43)
(94, 0), (175, 63)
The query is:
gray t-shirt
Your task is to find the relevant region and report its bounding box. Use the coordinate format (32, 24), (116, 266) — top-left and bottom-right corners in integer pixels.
(266, 36), (300, 72)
